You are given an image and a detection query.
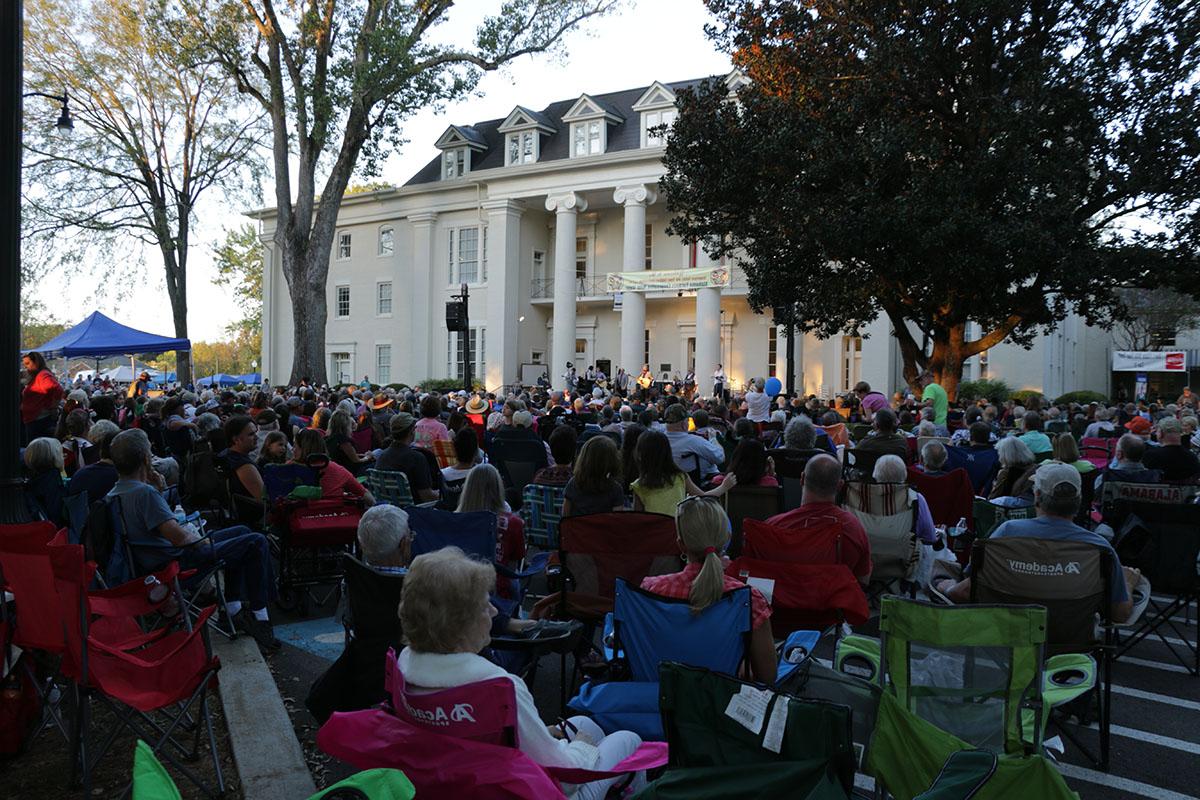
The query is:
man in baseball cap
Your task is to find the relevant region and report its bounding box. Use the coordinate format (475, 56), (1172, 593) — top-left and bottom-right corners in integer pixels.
(933, 461), (1136, 622)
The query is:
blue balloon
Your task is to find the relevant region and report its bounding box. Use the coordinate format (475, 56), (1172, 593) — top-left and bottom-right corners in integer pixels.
(764, 376), (783, 397)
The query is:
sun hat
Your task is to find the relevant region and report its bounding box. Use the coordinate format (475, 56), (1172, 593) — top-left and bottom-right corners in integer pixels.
(1124, 416), (1152, 435)
(1032, 462), (1081, 497)
(465, 395), (489, 415)
(369, 392), (394, 411)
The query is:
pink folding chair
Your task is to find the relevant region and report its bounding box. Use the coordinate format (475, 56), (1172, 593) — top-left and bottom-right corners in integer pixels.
(1080, 437), (1113, 470)
(318, 649), (667, 799)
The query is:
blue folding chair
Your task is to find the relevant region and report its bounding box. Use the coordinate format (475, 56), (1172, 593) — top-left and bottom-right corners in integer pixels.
(262, 463), (320, 503)
(405, 506), (548, 615)
(945, 445), (1000, 495)
(570, 578), (752, 740)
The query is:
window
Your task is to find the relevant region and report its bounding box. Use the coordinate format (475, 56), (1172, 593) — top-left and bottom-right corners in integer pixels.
(644, 329), (650, 367)
(443, 148), (465, 179)
(506, 131), (536, 165)
(532, 250), (546, 280)
(375, 344), (392, 384)
(448, 226), (485, 284)
(768, 327), (778, 378)
(575, 237), (588, 282)
(841, 336), (862, 392)
(376, 282), (392, 316)
(530, 349), (544, 364)
(644, 108), (677, 147)
(378, 226), (394, 256)
(571, 121), (603, 156)
(448, 327), (485, 382)
(337, 231), (352, 260)
(330, 352), (351, 384)
(335, 285), (350, 319)
(644, 224), (653, 269)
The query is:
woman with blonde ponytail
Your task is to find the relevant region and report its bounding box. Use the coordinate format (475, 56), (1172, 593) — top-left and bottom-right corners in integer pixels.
(640, 497), (777, 683)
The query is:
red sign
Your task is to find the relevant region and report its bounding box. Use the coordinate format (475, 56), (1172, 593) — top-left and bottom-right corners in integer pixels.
(1165, 352), (1186, 371)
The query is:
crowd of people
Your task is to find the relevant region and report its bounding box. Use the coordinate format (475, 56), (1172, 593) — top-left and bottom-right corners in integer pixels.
(18, 350), (1200, 793)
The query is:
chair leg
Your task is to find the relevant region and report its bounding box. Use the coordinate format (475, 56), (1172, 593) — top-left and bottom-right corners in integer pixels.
(68, 683), (84, 790)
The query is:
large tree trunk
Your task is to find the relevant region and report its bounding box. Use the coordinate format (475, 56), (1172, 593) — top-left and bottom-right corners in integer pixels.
(282, 244), (330, 386)
(158, 235), (193, 387)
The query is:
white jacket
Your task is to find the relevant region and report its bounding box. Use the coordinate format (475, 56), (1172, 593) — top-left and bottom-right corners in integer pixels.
(396, 648), (599, 773)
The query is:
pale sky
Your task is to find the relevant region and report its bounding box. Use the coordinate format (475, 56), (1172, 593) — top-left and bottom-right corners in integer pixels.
(27, 0), (731, 342)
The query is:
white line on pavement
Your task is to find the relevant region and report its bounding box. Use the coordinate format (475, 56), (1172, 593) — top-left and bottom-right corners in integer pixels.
(1081, 722), (1200, 755)
(1110, 684), (1200, 712)
(1055, 763), (1200, 800)
(1118, 655), (1195, 674)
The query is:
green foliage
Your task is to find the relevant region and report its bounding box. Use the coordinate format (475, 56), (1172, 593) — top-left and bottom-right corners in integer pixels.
(1010, 390), (1045, 407)
(212, 223), (263, 338)
(665, 1), (1200, 395)
(344, 182), (395, 197)
(419, 378), (471, 394)
(956, 379), (1012, 405)
(1054, 391), (1108, 406)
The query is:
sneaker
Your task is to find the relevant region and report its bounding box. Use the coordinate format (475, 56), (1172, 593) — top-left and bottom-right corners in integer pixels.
(235, 609), (282, 653)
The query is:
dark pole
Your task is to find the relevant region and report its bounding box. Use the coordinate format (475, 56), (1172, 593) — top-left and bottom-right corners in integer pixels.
(785, 318), (796, 398)
(461, 282), (471, 393)
(0, 0), (30, 523)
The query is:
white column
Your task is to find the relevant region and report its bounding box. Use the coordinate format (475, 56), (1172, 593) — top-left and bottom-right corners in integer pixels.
(409, 213), (437, 380)
(696, 286), (722, 397)
(545, 191), (587, 391)
(483, 199), (524, 391)
(257, 233), (274, 382)
(614, 185), (657, 375)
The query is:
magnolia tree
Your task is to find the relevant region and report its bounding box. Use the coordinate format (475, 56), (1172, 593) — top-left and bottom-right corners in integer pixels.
(661, 0), (1200, 399)
(181, 0), (621, 384)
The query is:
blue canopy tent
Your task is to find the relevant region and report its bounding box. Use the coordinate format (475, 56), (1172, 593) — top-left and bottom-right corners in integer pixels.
(196, 374), (240, 387)
(231, 372), (262, 385)
(30, 311), (190, 359)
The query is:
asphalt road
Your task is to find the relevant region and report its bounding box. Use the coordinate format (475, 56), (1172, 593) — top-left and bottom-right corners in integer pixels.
(270, 582), (1200, 799)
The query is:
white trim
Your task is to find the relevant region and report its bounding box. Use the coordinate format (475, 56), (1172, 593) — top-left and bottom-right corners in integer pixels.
(632, 81), (677, 111)
(335, 229), (352, 261)
(562, 93), (623, 124)
(434, 124), (487, 152)
(334, 284), (351, 319)
(497, 105), (556, 135)
(569, 119), (607, 158)
(375, 280), (393, 318)
(376, 224), (395, 257)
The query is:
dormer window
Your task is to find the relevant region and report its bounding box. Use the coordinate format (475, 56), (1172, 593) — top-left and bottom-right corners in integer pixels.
(434, 125), (487, 181)
(498, 106), (556, 168)
(443, 148), (466, 179)
(563, 94), (623, 159)
(632, 81), (680, 149)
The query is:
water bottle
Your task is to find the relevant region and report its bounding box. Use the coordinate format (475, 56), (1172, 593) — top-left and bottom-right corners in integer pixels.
(144, 575), (169, 604)
(174, 504), (186, 524)
(950, 517), (967, 539)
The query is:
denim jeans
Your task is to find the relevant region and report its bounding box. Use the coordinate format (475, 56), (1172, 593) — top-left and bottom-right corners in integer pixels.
(183, 525), (274, 610)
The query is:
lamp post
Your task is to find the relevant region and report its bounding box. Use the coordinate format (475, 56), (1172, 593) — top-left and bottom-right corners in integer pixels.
(1, 0), (26, 521)
(23, 90), (73, 133)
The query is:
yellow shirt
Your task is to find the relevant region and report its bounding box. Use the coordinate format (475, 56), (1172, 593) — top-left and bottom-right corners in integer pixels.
(631, 473), (686, 516)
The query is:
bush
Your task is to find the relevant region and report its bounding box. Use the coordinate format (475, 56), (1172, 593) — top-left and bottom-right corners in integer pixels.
(956, 378), (1011, 404)
(418, 378), (472, 394)
(1053, 390), (1107, 406)
(1010, 389), (1044, 407)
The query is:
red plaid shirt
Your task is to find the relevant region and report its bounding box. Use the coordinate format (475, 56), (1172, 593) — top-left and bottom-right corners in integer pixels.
(641, 562), (772, 631)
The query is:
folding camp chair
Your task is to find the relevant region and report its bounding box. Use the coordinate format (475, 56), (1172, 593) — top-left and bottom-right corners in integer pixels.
(726, 517), (870, 636)
(430, 437), (457, 469)
(850, 423), (873, 442)
(842, 447), (886, 481)
(273, 496), (363, 614)
(569, 579), (751, 740)
(48, 540), (224, 798)
(635, 661), (855, 799)
(722, 484), (781, 556)
(520, 483), (567, 548)
(316, 648), (667, 799)
(365, 468), (416, 507)
(842, 481), (919, 597)
(917, 436), (951, 454)
(64, 491), (91, 545)
(971, 497), (1036, 539)
(767, 448), (823, 510)
(489, 436), (549, 493)
(970, 536), (1114, 769)
(0, 522), (72, 744)
(1079, 437), (1113, 471)
(406, 506), (548, 616)
(944, 445), (1000, 495)
(907, 467), (975, 563)
(1109, 498), (1200, 674)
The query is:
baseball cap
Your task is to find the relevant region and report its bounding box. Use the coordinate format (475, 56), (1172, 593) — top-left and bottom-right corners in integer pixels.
(1125, 416), (1151, 435)
(1033, 462), (1081, 497)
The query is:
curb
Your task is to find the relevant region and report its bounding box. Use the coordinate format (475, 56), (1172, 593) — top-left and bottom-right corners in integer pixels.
(214, 636), (317, 800)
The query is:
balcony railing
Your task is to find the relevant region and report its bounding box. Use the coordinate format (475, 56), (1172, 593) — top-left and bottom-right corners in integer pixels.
(530, 272), (749, 300)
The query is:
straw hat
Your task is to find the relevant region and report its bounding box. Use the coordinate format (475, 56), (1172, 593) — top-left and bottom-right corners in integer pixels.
(369, 392), (394, 411)
(465, 395), (489, 415)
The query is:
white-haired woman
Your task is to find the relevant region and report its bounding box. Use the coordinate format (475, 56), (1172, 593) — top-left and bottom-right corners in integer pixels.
(989, 436), (1037, 502)
(397, 547), (645, 799)
(24, 436), (66, 526)
(873, 455), (937, 544)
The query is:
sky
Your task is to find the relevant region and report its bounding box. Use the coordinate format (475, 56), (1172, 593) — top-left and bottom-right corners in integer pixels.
(26, 0), (731, 343)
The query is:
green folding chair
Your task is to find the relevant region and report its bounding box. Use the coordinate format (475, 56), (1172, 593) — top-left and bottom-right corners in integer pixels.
(632, 662), (855, 799)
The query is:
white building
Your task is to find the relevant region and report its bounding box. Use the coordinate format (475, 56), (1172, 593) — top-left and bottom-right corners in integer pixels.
(252, 73), (1197, 402)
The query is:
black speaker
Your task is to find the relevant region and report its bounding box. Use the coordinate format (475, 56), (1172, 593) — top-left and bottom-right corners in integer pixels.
(445, 301), (467, 331)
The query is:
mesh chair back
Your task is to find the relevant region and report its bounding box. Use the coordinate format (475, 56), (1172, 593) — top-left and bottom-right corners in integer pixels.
(612, 579), (750, 681)
(366, 469), (415, 507)
(558, 512), (678, 619)
(945, 446), (1000, 495)
(768, 448), (822, 511)
(972, 499), (1036, 539)
(843, 448), (886, 481)
(406, 507), (498, 561)
(343, 555), (405, 647)
(970, 538), (1108, 655)
(520, 484), (566, 548)
(774, 657), (882, 771)
(1079, 438), (1113, 470)
(723, 485), (781, 555)
(489, 434), (545, 490)
(0, 522), (65, 652)
(842, 481), (918, 582)
(878, 597), (1047, 756)
(1112, 500), (1200, 596)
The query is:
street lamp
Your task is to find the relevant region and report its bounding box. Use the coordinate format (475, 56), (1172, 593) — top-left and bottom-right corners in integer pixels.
(23, 89), (73, 133)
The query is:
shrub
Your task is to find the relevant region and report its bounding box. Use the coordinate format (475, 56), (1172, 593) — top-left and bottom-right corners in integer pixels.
(418, 378), (470, 394)
(956, 378), (1011, 404)
(1053, 390), (1107, 406)
(1010, 389), (1044, 407)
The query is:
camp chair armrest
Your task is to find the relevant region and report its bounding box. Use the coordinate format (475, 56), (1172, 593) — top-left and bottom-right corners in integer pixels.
(416, 499), (440, 508)
(88, 606), (218, 666)
(496, 550), (550, 580)
(88, 560), (182, 618)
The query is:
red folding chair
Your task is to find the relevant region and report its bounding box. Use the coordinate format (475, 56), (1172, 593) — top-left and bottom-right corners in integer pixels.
(0, 521), (71, 743)
(1080, 437), (1113, 471)
(47, 539), (225, 798)
(906, 466), (975, 564)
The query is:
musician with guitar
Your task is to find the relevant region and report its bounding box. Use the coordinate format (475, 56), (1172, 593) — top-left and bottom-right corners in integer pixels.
(636, 364), (654, 400)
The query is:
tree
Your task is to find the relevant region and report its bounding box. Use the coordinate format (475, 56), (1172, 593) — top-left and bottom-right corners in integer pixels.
(662, 1), (1200, 399)
(22, 0), (264, 386)
(1113, 288), (1200, 352)
(181, 0), (620, 384)
(213, 222), (263, 338)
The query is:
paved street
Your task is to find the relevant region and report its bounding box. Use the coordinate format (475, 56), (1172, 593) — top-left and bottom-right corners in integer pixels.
(271, 584), (1200, 798)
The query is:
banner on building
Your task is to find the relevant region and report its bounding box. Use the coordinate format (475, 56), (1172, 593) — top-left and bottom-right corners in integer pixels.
(1111, 350), (1187, 372)
(606, 267), (731, 293)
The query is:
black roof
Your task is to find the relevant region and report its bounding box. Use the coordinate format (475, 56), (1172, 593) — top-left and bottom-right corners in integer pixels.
(404, 78), (709, 186)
